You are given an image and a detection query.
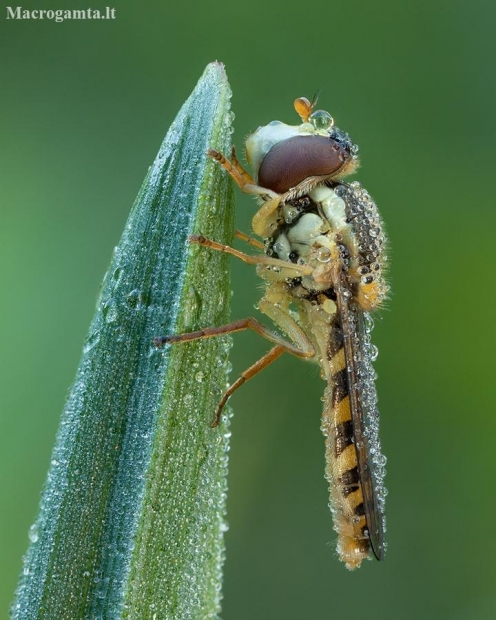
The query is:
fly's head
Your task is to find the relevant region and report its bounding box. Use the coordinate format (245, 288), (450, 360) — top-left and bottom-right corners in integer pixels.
(245, 97), (359, 195)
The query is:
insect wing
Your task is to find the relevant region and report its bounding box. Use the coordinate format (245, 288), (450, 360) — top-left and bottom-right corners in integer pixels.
(337, 280), (386, 560)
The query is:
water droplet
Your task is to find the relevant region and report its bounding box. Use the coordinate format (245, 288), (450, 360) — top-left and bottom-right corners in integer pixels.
(83, 330), (100, 354)
(364, 314), (374, 332)
(310, 109), (334, 130)
(102, 300), (118, 323)
(126, 289), (142, 308)
(283, 205), (299, 223)
(317, 247), (331, 263)
(28, 524), (39, 543)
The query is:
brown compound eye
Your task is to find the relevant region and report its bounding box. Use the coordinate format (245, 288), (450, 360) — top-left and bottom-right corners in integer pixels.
(258, 135), (348, 194)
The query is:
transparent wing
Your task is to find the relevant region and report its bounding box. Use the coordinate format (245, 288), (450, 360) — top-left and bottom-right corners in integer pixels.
(336, 280), (387, 560)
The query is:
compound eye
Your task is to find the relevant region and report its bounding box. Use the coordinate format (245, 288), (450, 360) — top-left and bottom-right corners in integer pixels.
(258, 135), (348, 194)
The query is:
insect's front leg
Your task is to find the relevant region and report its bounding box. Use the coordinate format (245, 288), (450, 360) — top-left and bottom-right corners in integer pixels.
(207, 146), (255, 188)
(208, 147), (284, 238)
(208, 147), (278, 201)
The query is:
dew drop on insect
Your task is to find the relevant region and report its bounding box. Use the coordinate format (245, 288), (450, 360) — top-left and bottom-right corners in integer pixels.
(377, 454), (387, 467)
(364, 313), (375, 332)
(284, 206), (299, 223)
(317, 247), (331, 263)
(310, 110), (334, 130)
(272, 241), (285, 255)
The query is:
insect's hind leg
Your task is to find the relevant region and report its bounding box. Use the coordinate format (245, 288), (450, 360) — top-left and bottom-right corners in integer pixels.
(212, 345), (286, 426)
(154, 316), (313, 359)
(155, 291), (316, 425)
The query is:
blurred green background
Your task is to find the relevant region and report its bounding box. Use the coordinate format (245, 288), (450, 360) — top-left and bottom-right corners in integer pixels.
(2, 1), (496, 618)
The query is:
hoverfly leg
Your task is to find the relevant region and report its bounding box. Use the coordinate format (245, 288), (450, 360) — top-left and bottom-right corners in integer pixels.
(209, 296), (317, 424)
(189, 235), (312, 276)
(234, 229), (265, 251)
(230, 146), (253, 186)
(207, 148), (255, 189)
(208, 148), (279, 201)
(155, 306), (315, 426)
(155, 315), (313, 359)
(251, 196), (282, 238)
(211, 345), (286, 427)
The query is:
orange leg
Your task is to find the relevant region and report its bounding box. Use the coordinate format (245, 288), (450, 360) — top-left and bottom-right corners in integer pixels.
(234, 229), (265, 251)
(211, 345), (285, 426)
(208, 148), (279, 201)
(155, 311), (315, 426)
(229, 146), (254, 186)
(208, 147), (255, 189)
(189, 235), (312, 276)
(155, 316), (312, 358)
(208, 146), (284, 237)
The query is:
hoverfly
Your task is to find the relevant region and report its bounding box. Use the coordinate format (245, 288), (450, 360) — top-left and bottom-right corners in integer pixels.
(155, 96), (388, 569)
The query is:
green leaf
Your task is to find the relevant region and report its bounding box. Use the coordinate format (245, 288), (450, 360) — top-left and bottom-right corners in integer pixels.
(12, 62), (235, 620)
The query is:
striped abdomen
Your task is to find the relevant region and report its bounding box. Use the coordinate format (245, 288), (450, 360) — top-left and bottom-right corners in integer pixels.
(320, 320), (370, 569)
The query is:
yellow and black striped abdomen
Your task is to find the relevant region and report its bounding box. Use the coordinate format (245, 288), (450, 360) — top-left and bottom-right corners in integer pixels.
(320, 321), (370, 570)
